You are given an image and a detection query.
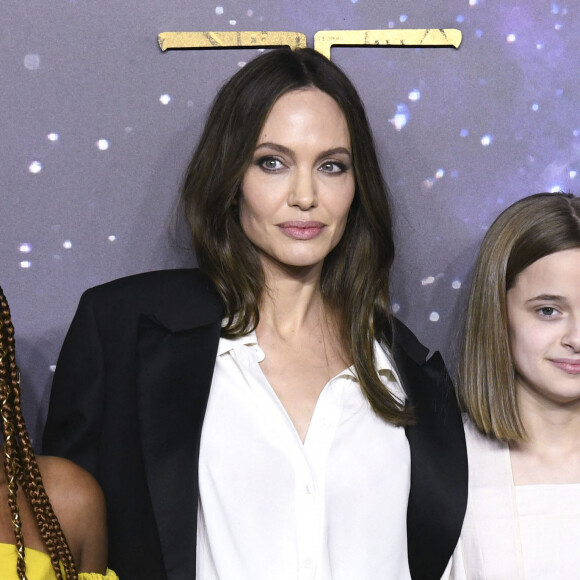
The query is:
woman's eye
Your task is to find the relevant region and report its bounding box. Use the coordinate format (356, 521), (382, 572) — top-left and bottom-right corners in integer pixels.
(320, 161), (347, 174)
(259, 157), (283, 171)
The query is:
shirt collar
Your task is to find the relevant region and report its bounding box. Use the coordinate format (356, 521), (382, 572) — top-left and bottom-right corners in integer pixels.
(374, 342), (406, 402)
(337, 342), (397, 375)
(374, 341), (397, 374)
(217, 330), (265, 361)
(218, 332), (404, 399)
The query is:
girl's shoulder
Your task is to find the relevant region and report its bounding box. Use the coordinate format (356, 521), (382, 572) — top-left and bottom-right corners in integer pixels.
(37, 455), (105, 521)
(37, 456), (108, 574)
(463, 416), (511, 488)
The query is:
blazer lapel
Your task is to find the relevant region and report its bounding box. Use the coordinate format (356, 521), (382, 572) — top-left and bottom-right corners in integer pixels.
(392, 325), (468, 580)
(136, 313), (221, 580)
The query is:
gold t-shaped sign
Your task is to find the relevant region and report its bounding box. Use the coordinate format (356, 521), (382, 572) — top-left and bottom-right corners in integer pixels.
(157, 29), (462, 59)
(158, 31), (307, 52)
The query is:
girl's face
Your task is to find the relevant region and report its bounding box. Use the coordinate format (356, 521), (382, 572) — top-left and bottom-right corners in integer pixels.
(507, 248), (580, 409)
(239, 88), (355, 278)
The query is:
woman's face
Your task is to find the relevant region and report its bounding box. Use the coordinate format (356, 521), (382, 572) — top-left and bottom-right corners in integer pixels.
(239, 88), (355, 277)
(507, 248), (580, 409)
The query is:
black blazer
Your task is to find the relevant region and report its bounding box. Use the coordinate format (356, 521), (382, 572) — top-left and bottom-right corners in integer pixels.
(42, 269), (467, 580)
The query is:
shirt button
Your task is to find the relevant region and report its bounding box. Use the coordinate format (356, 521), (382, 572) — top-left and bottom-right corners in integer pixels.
(305, 484), (312, 494)
(303, 558), (313, 569)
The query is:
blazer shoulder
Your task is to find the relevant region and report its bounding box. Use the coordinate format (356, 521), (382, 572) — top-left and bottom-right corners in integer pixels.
(79, 269), (223, 331)
(388, 317), (454, 409)
(86, 268), (214, 298)
(391, 317), (430, 366)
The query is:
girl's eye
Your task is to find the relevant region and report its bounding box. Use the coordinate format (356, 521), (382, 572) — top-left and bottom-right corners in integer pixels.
(320, 161), (348, 174)
(258, 157), (284, 171)
(538, 306), (557, 318)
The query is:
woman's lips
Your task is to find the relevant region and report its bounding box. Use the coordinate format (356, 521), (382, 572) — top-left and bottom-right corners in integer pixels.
(278, 221), (325, 240)
(550, 359), (580, 374)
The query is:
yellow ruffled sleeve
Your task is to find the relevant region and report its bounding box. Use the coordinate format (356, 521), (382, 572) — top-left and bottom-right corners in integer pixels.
(79, 569), (118, 580)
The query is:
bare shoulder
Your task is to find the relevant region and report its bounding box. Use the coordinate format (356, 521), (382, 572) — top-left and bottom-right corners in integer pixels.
(38, 456), (108, 573)
(38, 456), (105, 517)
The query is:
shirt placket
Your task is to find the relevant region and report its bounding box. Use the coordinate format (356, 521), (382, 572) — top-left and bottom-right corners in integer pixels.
(297, 378), (343, 579)
(232, 344), (340, 580)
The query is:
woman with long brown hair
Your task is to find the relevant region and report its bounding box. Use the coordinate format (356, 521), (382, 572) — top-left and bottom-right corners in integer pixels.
(43, 47), (467, 580)
(0, 286), (117, 580)
(452, 192), (580, 578)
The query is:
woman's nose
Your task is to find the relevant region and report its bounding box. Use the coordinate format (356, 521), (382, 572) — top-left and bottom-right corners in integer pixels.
(288, 170), (317, 210)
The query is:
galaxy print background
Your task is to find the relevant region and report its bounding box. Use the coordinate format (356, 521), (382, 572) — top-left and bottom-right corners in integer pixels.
(2, 0), (579, 446)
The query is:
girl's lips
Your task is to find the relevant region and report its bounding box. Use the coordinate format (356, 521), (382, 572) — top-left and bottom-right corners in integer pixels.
(550, 359), (580, 374)
(278, 221), (325, 240)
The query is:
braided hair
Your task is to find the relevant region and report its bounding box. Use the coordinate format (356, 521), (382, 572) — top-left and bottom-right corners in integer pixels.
(0, 286), (77, 580)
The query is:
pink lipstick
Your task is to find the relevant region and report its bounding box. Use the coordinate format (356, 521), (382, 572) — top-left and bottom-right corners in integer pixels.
(550, 359), (580, 374)
(278, 221), (325, 240)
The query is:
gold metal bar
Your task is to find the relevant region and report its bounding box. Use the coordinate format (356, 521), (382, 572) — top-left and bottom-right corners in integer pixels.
(314, 28), (462, 59)
(158, 31), (307, 52)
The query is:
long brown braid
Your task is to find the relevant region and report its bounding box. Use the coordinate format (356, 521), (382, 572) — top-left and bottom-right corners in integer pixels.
(0, 286), (78, 580)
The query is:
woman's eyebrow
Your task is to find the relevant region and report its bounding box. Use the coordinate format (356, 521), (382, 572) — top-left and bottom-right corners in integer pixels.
(317, 147), (352, 159)
(254, 142), (293, 155)
(254, 143), (352, 159)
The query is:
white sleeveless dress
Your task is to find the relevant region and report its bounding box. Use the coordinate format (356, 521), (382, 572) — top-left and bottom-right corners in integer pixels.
(449, 419), (580, 579)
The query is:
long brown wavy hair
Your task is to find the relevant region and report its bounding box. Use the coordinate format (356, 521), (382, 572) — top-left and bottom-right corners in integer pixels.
(0, 286), (77, 579)
(182, 48), (411, 425)
(458, 192), (580, 441)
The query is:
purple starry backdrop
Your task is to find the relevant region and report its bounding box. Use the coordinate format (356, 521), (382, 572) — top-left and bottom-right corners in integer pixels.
(2, 0), (579, 446)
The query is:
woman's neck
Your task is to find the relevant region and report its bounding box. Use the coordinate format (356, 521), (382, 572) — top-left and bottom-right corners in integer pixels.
(259, 261), (327, 337)
(255, 261), (349, 442)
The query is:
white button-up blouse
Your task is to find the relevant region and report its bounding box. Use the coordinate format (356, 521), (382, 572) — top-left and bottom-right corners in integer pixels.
(196, 332), (412, 579)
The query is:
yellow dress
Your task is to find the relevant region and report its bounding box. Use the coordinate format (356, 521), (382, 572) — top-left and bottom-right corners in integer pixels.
(0, 543), (118, 579)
